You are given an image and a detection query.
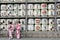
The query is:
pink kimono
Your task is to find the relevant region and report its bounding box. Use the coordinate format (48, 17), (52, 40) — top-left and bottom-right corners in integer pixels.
(8, 24), (14, 39)
(16, 23), (21, 39)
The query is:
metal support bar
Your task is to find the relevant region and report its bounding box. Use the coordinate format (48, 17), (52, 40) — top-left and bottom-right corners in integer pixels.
(54, 1), (57, 31)
(25, 0), (28, 32)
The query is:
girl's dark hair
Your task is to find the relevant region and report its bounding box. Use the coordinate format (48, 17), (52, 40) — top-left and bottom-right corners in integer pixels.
(9, 22), (12, 24)
(18, 21), (20, 23)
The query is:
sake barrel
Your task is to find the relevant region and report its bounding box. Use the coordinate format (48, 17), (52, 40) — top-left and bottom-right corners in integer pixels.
(7, 19), (13, 24)
(34, 4), (40, 9)
(41, 4), (47, 9)
(28, 25), (34, 30)
(48, 4), (55, 9)
(27, 10), (34, 17)
(7, 10), (12, 17)
(57, 3), (60, 9)
(12, 10), (17, 17)
(1, 4), (7, 10)
(41, 10), (47, 17)
(0, 19), (7, 25)
(7, 4), (14, 10)
(0, 25), (7, 31)
(28, 19), (34, 24)
(35, 25), (41, 31)
(1, 11), (7, 17)
(27, 4), (34, 9)
(13, 19), (19, 24)
(57, 10), (60, 16)
(42, 19), (48, 25)
(13, 4), (18, 10)
(21, 25), (26, 31)
(20, 19), (25, 24)
(33, 10), (40, 17)
(57, 25), (60, 31)
(35, 19), (41, 24)
(57, 19), (60, 25)
(42, 25), (48, 31)
(49, 19), (54, 24)
(18, 10), (26, 17)
(48, 10), (55, 17)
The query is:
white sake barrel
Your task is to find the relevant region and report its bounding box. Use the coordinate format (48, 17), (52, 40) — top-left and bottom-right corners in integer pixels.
(7, 4), (13, 10)
(57, 3), (60, 9)
(0, 25), (7, 31)
(34, 4), (40, 9)
(12, 10), (17, 17)
(27, 10), (34, 17)
(38, 10), (41, 16)
(1, 11), (7, 17)
(33, 10), (39, 17)
(0, 19), (7, 25)
(18, 10), (25, 17)
(18, 4), (26, 9)
(13, 4), (18, 10)
(18, 4), (21, 9)
(21, 25), (26, 31)
(7, 25), (9, 30)
(35, 25), (41, 31)
(48, 4), (55, 9)
(33, 10), (40, 17)
(42, 25), (48, 31)
(20, 19), (25, 24)
(41, 4), (47, 9)
(57, 25), (60, 31)
(7, 10), (12, 17)
(18, 10), (22, 17)
(1, 4), (7, 10)
(28, 25), (34, 30)
(19, 10), (26, 17)
(28, 19), (34, 24)
(7, 19), (13, 24)
(57, 19), (60, 25)
(49, 25), (54, 31)
(42, 19), (48, 25)
(35, 19), (41, 25)
(48, 10), (55, 16)
(21, 4), (26, 9)
(13, 19), (19, 24)
(57, 10), (60, 16)
(27, 4), (34, 9)
(49, 19), (54, 24)
(41, 10), (47, 17)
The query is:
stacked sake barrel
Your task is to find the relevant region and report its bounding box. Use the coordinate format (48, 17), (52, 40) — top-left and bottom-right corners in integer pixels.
(1, 4), (26, 17)
(0, 19), (26, 31)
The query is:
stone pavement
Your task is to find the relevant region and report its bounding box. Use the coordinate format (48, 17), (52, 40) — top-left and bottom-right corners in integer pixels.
(0, 38), (60, 40)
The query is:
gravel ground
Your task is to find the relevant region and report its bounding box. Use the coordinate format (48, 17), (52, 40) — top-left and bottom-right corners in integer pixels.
(0, 38), (60, 40)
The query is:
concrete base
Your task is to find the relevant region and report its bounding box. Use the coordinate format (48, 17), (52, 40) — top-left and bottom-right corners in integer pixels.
(0, 31), (60, 38)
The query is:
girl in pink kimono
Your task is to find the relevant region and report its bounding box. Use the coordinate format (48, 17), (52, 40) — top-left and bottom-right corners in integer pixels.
(16, 21), (21, 39)
(8, 22), (14, 39)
